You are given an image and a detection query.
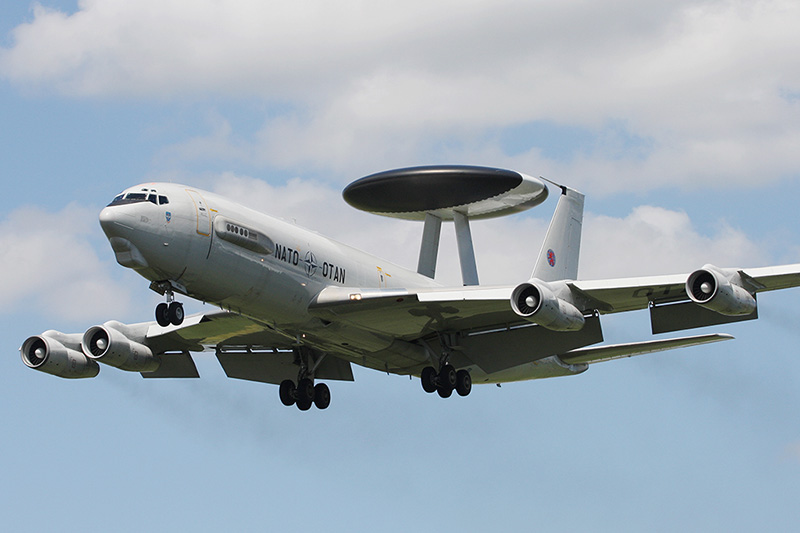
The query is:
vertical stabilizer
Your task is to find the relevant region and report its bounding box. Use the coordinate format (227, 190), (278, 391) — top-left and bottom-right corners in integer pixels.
(532, 184), (584, 282)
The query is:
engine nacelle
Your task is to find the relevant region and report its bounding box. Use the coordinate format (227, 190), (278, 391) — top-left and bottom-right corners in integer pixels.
(686, 265), (756, 316)
(20, 331), (100, 379)
(82, 323), (160, 372)
(510, 281), (585, 331)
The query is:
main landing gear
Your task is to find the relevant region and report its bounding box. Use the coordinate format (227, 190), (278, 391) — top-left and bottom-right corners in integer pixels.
(279, 379), (331, 411)
(154, 286), (184, 327)
(420, 364), (472, 398)
(278, 345), (331, 411)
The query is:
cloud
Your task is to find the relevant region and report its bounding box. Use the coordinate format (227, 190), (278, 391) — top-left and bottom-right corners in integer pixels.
(0, 203), (136, 323)
(3, 1), (800, 191)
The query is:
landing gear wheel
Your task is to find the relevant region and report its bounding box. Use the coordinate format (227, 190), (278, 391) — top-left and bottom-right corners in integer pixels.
(421, 366), (437, 393)
(456, 369), (472, 397)
(155, 303), (170, 327)
(437, 386), (453, 398)
(313, 383), (331, 410)
(168, 301), (184, 326)
(439, 364), (457, 391)
(279, 380), (296, 406)
(296, 378), (315, 405)
(296, 399), (313, 411)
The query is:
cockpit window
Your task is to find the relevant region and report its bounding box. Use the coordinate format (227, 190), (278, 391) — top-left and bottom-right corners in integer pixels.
(107, 191), (169, 207)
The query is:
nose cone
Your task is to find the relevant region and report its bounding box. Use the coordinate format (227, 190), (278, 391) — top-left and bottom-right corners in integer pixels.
(99, 206), (133, 238)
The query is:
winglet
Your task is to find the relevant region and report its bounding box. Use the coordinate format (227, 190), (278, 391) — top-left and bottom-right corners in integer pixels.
(532, 179), (585, 282)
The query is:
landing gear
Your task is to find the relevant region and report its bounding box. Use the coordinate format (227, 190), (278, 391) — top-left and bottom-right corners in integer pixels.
(278, 346), (332, 411)
(278, 379), (331, 411)
(155, 303), (170, 327)
(154, 285), (184, 327)
(420, 364), (472, 399)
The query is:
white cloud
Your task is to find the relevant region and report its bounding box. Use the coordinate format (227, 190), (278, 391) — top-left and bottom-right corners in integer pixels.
(3, 1), (800, 192)
(0, 203), (136, 322)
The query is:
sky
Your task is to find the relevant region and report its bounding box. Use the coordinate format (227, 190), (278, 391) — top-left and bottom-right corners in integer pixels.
(2, 0), (800, 530)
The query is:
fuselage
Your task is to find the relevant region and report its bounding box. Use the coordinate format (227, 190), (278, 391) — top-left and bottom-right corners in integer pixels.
(99, 183), (442, 371)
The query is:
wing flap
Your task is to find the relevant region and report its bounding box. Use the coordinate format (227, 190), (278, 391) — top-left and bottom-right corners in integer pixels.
(649, 299), (757, 334)
(216, 349), (354, 385)
(141, 351), (200, 378)
(560, 333), (734, 365)
(437, 315), (604, 374)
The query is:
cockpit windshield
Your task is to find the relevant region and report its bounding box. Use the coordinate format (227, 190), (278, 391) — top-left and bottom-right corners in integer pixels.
(108, 189), (170, 207)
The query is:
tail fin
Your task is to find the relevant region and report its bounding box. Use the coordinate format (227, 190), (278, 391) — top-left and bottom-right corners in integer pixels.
(532, 182), (584, 282)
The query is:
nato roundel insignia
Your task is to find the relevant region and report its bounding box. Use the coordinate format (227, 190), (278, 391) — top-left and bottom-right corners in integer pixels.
(304, 251), (318, 277)
(165, 211), (172, 222)
(547, 249), (556, 267)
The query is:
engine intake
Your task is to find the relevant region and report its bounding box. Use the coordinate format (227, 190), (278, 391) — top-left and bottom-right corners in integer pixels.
(686, 265), (756, 316)
(510, 281), (585, 331)
(20, 332), (100, 379)
(82, 324), (160, 372)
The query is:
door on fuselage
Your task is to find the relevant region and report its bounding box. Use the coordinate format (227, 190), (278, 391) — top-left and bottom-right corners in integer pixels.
(186, 189), (212, 236)
(185, 189), (213, 261)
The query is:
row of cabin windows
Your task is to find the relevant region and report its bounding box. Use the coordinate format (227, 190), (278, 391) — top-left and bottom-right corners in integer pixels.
(226, 223), (250, 238)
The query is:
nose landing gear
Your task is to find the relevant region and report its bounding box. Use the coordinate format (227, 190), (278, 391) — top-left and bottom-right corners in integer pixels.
(154, 286), (184, 327)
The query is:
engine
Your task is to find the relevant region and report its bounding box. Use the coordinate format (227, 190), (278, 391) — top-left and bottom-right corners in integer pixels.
(510, 280), (585, 331)
(81, 323), (160, 372)
(686, 265), (756, 316)
(20, 331), (100, 379)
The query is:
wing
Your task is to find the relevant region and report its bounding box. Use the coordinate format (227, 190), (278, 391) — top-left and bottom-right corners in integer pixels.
(309, 285), (519, 340)
(143, 311), (353, 384)
(310, 264), (800, 338)
(570, 264), (800, 313)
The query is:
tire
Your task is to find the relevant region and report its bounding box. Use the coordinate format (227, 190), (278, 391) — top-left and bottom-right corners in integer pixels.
(313, 383), (331, 410)
(456, 369), (472, 397)
(279, 380), (296, 406)
(297, 378), (315, 404)
(155, 303), (170, 327)
(437, 386), (453, 398)
(296, 399), (312, 411)
(421, 366), (437, 393)
(168, 302), (184, 326)
(439, 364), (457, 391)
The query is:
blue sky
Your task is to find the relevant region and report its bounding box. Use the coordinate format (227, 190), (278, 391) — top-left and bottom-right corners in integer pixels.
(2, 1), (800, 531)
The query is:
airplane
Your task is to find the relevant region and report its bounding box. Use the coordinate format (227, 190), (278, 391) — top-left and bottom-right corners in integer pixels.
(20, 165), (800, 411)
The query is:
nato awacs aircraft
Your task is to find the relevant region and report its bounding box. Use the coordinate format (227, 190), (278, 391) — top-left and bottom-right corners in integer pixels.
(20, 166), (800, 410)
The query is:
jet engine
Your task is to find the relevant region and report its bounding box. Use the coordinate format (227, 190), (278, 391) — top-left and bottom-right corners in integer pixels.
(20, 331), (100, 379)
(82, 323), (160, 372)
(686, 265), (756, 316)
(510, 281), (585, 331)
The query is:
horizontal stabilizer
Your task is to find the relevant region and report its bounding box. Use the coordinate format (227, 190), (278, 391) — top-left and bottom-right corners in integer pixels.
(560, 333), (733, 365)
